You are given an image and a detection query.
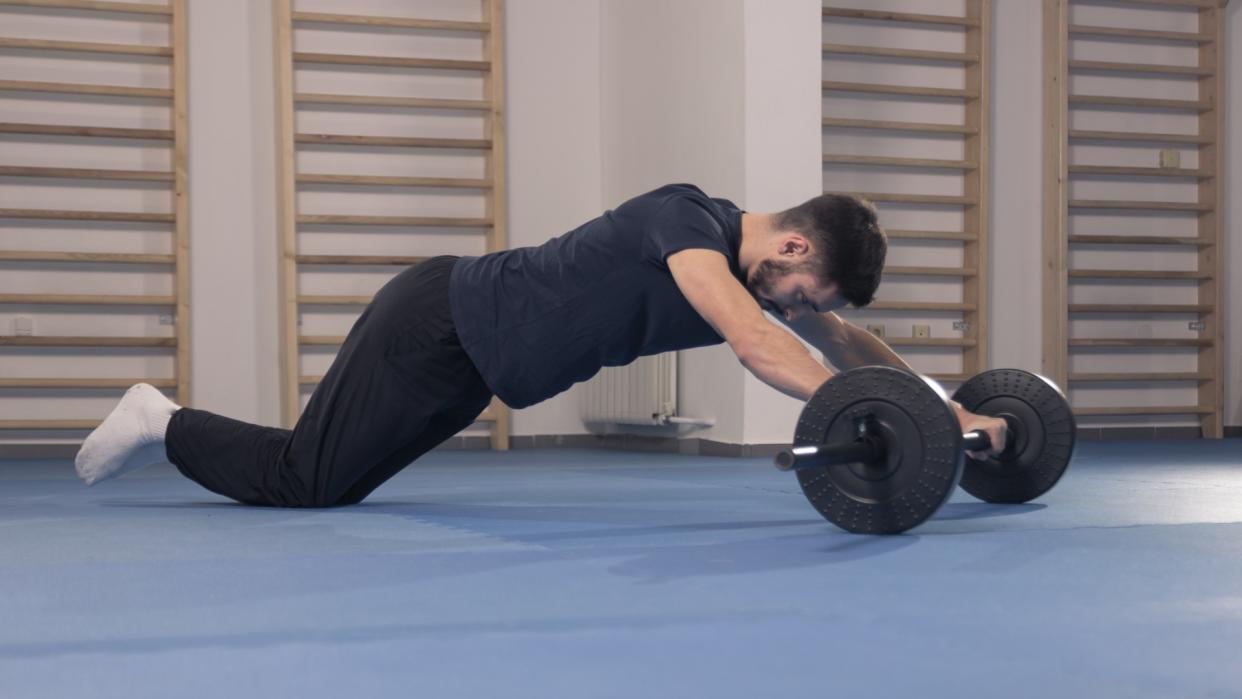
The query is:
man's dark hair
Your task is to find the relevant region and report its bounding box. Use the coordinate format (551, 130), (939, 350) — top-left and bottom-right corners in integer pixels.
(773, 194), (887, 307)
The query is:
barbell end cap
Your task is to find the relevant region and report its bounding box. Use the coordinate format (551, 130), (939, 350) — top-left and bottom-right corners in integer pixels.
(774, 450), (796, 471)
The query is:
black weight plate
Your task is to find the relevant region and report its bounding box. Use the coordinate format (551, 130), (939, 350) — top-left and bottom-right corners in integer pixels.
(952, 369), (1076, 504)
(794, 366), (963, 534)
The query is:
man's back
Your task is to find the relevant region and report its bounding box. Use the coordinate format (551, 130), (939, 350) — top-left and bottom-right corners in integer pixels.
(450, 183), (744, 408)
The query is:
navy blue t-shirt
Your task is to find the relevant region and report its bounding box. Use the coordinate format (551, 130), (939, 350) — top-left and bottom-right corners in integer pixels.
(449, 183), (744, 408)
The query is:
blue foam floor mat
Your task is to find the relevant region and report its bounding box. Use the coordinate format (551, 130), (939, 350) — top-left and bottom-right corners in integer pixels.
(2, 440), (1241, 698)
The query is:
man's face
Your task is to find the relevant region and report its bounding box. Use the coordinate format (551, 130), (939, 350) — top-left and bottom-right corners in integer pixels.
(746, 257), (845, 322)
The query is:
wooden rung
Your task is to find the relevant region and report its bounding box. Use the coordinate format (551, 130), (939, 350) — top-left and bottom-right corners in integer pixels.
(1074, 406), (1213, 417)
(297, 174), (490, 189)
(296, 214), (490, 227)
(291, 11), (489, 33)
(884, 266), (978, 277)
(1069, 94), (1210, 111)
(0, 335), (175, 347)
(927, 374), (968, 383)
(1069, 199), (1211, 212)
(0, 122), (172, 140)
(822, 7), (978, 27)
(822, 154), (976, 170)
(822, 44), (979, 63)
(0, 208), (174, 223)
(1068, 24), (1213, 44)
(822, 117), (975, 135)
(1069, 269), (1211, 280)
(0, 377), (176, 388)
(0, 250), (175, 263)
(1069, 303), (1212, 314)
(0, 419), (101, 430)
(297, 295), (370, 305)
(0, 37), (171, 57)
(0, 165), (173, 181)
(866, 301), (976, 311)
(885, 229), (975, 241)
(1072, 0), (1215, 8)
(822, 81), (978, 99)
(1069, 338), (1211, 348)
(1069, 60), (1213, 77)
(0, 79), (171, 99)
(1069, 373), (1209, 382)
(0, 0), (172, 16)
(0, 293), (175, 305)
(295, 254), (427, 265)
(295, 133), (490, 150)
(1069, 165), (1212, 179)
(1068, 234), (1212, 246)
(299, 335), (344, 346)
(1068, 129), (1209, 144)
(295, 93), (490, 111)
(839, 192), (977, 206)
(882, 337), (977, 347)
(293, 52), (489, 72)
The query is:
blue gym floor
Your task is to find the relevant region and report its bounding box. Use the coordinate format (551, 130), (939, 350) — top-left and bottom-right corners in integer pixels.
(2, 441), (1241, 699)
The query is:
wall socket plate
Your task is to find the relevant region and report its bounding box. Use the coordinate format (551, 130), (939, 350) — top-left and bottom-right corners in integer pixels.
(913, 324), (931, 339)
(13, 316), (33, 336)
(866, 323), (886, 338)
(1159, 149), (1181, 169)
(159, 314), (175, 325)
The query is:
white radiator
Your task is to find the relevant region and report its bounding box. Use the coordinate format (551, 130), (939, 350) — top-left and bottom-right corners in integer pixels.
(580, 353), (678, 426)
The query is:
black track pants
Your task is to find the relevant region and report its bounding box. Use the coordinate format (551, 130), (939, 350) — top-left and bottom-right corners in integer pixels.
(164, 256), (493, 507)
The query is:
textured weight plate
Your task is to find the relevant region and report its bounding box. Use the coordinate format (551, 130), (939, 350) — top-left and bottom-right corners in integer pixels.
(952, 369), (1076, 503)
(794, 366), (963, 534)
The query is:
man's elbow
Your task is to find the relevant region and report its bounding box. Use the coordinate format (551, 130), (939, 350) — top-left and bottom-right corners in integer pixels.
(729, 327), (769, 369)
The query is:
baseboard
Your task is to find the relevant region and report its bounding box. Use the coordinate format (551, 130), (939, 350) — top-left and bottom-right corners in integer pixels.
(0, 444), (80, 460)
(1075, 426), (1205, 441)
(6, 425), (1239, 461)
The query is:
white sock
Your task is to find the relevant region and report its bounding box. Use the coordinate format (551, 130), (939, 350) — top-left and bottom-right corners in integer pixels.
(75, 383), (180, 486)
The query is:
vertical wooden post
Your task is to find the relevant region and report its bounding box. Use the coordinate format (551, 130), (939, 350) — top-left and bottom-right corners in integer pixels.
(272, 0), (300, 427)
(1041, 0), (1069, 389)
(170, 0), (191, 406)
(482, 0), (510, 450)
(962, 0), (990, 377)
(1196, 4), (1224, 438)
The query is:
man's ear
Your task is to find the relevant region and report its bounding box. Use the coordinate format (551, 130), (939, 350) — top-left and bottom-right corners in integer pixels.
(778, 234), (810, 257)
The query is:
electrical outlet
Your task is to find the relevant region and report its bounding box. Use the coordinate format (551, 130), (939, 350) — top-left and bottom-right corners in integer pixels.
(1159, 149), (1181, 169)
(913, 324), (931, 339)
(159, 314), (175, 325)
(866, 324), (886, 338)
(13, 316), (33, 336)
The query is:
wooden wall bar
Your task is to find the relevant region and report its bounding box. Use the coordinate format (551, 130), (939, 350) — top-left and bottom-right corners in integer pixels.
(0, 0), (189, 434)
(273, 0), (510, 449)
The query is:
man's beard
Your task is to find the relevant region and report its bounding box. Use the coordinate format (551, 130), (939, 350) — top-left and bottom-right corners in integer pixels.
(747, 257), (802, 300)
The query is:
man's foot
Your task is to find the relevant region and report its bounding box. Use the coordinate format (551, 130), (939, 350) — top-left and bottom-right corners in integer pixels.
(75, 384), (180, 486)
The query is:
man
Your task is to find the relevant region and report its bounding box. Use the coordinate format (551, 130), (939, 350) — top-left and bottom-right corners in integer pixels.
(74, 183), (1006, 506)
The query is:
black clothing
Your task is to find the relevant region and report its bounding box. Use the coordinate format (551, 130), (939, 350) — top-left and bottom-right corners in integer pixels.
(450, 183), (743, 408)
(166, 184), (746, 506)
(166, 256), (491, 507)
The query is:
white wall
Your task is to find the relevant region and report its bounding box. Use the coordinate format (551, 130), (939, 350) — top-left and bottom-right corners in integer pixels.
(185, 0), (280, 424)
(739, 0), (824, 445)
(502, 0), (603, 437)
(599, 0), (750, 444)
(2, 0), (1239, 448)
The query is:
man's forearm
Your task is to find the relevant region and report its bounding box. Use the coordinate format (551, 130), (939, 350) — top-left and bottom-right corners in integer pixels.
(821, 320), (915, 373)
(738, 326), (833, 402)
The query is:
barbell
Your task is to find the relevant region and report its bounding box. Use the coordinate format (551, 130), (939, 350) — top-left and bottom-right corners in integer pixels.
(774, 366), (1076, 535)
